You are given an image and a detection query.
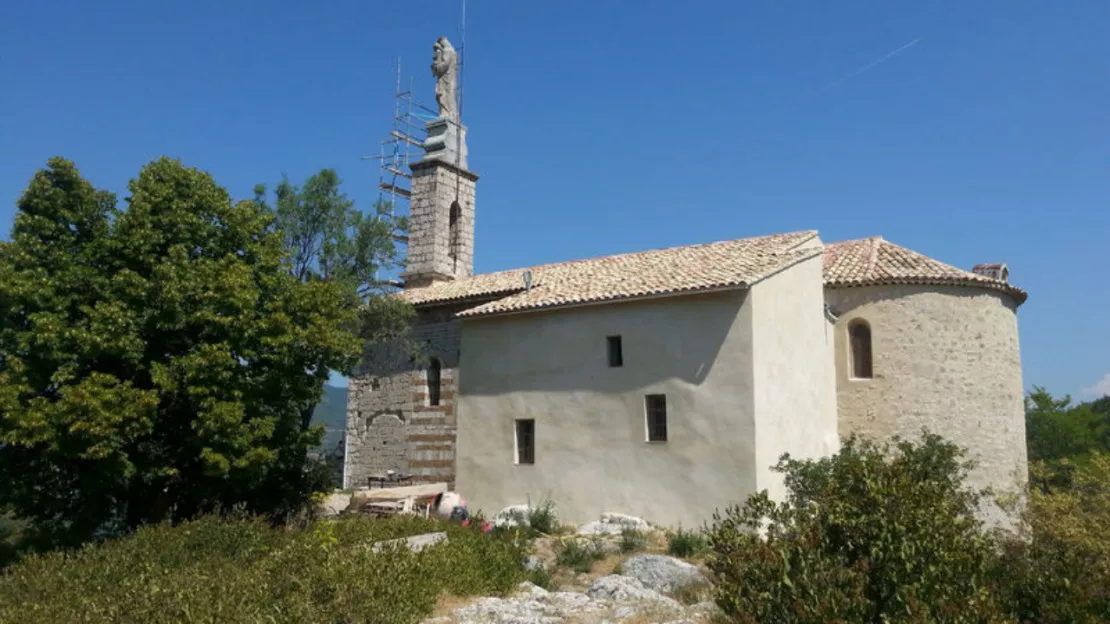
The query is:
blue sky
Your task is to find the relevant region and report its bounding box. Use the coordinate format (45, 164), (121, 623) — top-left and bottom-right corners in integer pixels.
(1, 1), (1107, 399)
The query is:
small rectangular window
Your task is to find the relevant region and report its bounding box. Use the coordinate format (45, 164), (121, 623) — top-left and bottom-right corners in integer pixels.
(515, 419), (535, 464)
(645, 394), (668, 442)
(607, 335), (623, 367)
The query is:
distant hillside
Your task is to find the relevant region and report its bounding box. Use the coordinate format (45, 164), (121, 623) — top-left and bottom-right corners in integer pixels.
(312, 384), (348, 452)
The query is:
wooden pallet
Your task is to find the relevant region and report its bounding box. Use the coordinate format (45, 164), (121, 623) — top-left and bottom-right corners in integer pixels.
(350, 482), (448, 518)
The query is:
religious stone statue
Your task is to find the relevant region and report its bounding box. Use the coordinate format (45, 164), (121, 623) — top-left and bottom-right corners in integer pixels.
(431, 36), (458, 121)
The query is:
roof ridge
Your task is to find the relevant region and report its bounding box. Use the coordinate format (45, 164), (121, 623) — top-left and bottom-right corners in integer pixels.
(824, 235), (1027, 305)
(471, 229), (819, 277)
(873, 237), (982, 279)
(867, 236), (882, 276)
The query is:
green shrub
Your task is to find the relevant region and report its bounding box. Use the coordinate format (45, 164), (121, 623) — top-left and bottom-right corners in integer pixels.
(995, 454), (1110, 623)
(705, 432), (1005, 623)
(667, 526), (707, 558)
(525, 499), (558, 536)
(0, 514), (527, 624)
(619, 526), (648, 553)
(555, 538), (604, 573)
(528, 566), (554, 590)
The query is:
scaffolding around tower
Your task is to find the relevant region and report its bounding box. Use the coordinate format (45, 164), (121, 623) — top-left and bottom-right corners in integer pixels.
(363, 58), (440, 248)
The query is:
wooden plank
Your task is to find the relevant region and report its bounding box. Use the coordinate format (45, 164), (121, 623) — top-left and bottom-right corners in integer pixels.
(352, 482), (448, 503)
(370, 531), (448, 553)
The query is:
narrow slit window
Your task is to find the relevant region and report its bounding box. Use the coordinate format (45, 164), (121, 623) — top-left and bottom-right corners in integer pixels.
(427, 358), (442, 405)
(448, 201), (461, 262)
(645, 394), (668, 442)
(607, 335), (623, 367)
(515, 419), (535, 464)
(849, 321), (873, 379)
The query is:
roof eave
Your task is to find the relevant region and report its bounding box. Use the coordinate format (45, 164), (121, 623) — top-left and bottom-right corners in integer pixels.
(455, 282), (751, 321)
(824, 278), (1029, 306)
(406, 288), (527, 309)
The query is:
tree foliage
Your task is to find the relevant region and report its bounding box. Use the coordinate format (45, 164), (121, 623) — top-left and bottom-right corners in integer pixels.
(997, 454), (1110, 623)
(0, 157), (359, 549)
(705, 432), (1003, 623)
(254, 168), (407, 298)
(1025, 386), (1109, 464)
(253, 169), (420, 381)
(1024, 386), (1110, 493)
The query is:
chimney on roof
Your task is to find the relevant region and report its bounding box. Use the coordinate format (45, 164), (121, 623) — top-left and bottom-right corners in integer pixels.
(972, 263), (1009, 283)
(523, 270), (533, 293)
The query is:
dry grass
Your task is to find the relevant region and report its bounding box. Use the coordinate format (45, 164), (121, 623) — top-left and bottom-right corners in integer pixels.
(426, 594), (481, 621)
(601, 607), (684, 624)
(668, 580), (715, 606)
(644, 528), (670, 553)
(531, 536), (558, 564)
(588, 552), (626, 578)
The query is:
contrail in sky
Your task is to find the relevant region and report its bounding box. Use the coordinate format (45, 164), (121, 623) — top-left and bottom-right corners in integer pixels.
(833, 37), (922, 85)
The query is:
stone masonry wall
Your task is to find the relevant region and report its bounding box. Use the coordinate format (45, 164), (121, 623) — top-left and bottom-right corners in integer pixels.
(344, 303), (478, 489)
(825, 283), (1028, 527)
(403, 162), (477, 285)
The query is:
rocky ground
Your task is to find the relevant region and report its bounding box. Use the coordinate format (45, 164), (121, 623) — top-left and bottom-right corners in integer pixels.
(422, 511), (721, 624)
(423, 576), (718, 624)
(323, 496), (723, 623)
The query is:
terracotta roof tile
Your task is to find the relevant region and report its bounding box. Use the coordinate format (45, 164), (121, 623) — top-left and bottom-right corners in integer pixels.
(400, 230), (822, 317)
(395, 231), (1027, 319)
(822, 237), (1027, 304)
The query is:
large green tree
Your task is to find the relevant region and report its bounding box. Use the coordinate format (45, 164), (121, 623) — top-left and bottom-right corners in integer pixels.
(0, 157), (359, 548)
(253, 169), (419, 423)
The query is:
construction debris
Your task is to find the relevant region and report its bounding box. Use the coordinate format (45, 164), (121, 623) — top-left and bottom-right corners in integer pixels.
(348, 482), (449, 518)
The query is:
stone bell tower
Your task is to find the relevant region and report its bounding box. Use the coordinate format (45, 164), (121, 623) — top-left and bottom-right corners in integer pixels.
(400, 36), (477, 289)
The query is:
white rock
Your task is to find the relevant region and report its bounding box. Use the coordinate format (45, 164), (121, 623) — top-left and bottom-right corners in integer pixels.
(319, 492), (351, 517)
(517, 581), (549, 597)
(424, 572), (705, 624)
(369, 531), (447, 553)
(587, 575), (680, 608)
(577, 512), (651, 536)
(620, 554), (710, 594)
(524, 554), (550, 572)
(600, 512), (649, 528)
(576, 520), (623, 536)
(493, 504), (535, 528)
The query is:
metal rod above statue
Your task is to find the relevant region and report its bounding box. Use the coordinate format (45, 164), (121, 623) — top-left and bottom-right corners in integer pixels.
(422, 36), (468, 170)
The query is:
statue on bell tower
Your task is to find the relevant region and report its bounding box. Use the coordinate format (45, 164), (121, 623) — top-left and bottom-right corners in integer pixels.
(431, 37), (459, 122)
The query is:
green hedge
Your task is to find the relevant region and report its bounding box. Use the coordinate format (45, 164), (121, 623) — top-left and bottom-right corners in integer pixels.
(0, 514), (527, 624)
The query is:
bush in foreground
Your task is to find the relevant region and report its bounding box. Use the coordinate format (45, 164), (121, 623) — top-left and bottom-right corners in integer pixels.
(0, 514), (527, 624)
(705, 432), (1003, 623)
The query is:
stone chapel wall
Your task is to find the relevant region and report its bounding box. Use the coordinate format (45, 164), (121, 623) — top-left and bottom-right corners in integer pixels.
(826, 283), (1027, 527)
(343, 304), (469, 489)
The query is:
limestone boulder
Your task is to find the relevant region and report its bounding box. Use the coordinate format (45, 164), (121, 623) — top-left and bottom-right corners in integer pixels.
(619, 554), (710, 594)
(587, 574), (679, 607)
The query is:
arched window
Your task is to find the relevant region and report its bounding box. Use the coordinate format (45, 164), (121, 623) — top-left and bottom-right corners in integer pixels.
(448, 201), (461, 262)
(427, 358), (442, 406)
(849, 320), (873, 379)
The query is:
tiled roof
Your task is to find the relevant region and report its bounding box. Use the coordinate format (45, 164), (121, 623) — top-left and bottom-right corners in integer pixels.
(400, 230), (823, 317)
(397, 231), (1026, 318)
(822, 237), (1027, 304)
